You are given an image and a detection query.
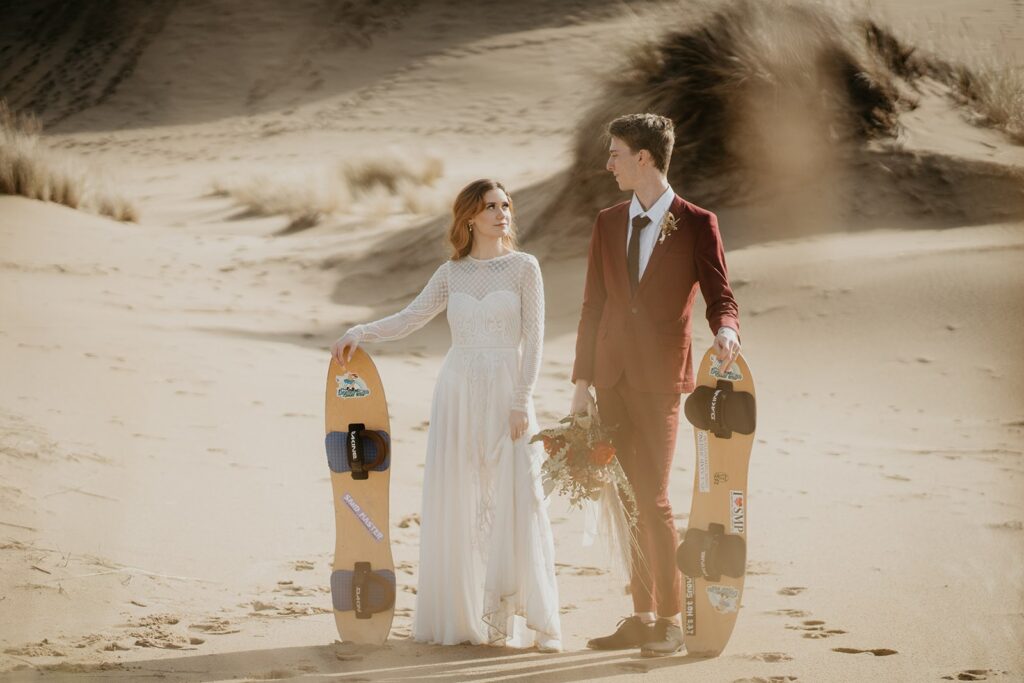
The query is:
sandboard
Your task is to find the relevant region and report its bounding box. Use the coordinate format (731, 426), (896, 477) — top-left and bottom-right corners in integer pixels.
(325, 349), (395, 644)
(677, 347), (756, 657)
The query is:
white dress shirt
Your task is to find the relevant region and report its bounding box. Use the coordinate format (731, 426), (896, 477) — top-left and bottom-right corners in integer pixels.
(627, 185), (675, 281)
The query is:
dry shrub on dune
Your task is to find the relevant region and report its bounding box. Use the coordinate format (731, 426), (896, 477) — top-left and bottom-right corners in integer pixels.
(212, 170), (342, 231)
(950, 60), (1024, 143)
(548, 0), (1023, 237)
(0, 100), (137, 221)
(213, 150), (446, 231)
(563, 0), (906, 214)
(862, 21), (1024, 143)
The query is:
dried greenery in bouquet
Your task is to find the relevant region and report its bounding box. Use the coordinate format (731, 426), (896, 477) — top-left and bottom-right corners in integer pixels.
(530, 405), (639, 530)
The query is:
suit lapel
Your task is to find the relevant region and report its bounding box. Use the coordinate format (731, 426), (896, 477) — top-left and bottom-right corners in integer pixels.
(608, 203), (630, 295)
(636, 195), (685, 295)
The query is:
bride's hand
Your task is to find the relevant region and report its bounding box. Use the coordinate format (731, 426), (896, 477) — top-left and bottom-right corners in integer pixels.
(509, 410), (529, 441)
(331, 331), (359, 368)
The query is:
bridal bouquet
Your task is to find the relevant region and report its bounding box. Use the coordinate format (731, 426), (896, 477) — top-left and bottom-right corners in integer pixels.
(531, 406), (638, 531)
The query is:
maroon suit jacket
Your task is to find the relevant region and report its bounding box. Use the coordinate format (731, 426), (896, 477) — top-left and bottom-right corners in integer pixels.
(572, 194), (739, 394)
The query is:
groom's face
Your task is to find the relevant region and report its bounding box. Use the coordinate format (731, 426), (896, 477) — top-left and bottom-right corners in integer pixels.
(606, 136), (640, 192)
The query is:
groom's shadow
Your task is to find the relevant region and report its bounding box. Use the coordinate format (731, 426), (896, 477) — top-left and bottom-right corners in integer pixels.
(8, 638), (706, 682)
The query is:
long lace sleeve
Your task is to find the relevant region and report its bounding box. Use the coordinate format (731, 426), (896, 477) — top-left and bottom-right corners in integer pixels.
(349, 262), (448, 342)
(512, 255), (544, 411)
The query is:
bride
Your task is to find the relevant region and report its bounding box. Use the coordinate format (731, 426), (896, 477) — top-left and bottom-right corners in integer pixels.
(331, 179), (562, 651)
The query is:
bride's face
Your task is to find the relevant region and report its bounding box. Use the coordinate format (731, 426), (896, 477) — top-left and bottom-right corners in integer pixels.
(470, 188), (511, 240)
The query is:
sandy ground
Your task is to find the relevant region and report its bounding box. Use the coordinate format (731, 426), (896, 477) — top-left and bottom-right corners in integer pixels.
(1, 1), (1023, 681)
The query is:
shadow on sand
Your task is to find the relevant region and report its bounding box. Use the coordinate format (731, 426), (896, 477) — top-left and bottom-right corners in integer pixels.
(6, 640), (708, 682)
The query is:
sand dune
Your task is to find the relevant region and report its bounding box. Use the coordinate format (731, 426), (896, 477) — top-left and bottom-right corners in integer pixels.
(2, 1), (1023, 681)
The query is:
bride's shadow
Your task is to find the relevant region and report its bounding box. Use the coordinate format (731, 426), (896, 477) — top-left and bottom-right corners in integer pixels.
(8, 638), (704, 682)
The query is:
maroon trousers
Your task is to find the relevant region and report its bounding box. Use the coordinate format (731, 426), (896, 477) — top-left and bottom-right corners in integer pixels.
(597, 379), (682, 617)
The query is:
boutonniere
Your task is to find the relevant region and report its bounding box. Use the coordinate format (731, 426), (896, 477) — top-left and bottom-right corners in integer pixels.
(658, 212), (679, 244)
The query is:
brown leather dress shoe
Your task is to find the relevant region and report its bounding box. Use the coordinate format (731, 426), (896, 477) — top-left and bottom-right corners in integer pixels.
(640, 618), (685, 657)
(586, 616), (656, 650)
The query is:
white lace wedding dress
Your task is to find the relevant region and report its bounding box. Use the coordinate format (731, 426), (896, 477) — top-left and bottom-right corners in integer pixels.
(348, 251), (562, 647)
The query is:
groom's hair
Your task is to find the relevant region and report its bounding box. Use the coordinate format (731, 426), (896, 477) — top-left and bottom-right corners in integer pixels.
(607, 113), (675, 173)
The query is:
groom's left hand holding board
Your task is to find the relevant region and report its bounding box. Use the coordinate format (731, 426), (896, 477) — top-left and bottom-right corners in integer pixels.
(713, 326), (741, 373)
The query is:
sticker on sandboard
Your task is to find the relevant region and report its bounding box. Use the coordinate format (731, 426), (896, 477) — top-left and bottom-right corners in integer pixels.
(706, 585), (740, 614)
(709, 357), (743, 382)
(343, 493), (384, 541)
(729, 490), (746, 535)
(685, 576), (696, 635)
(336, 373), (371, 399)
(697, 430), (710, 493)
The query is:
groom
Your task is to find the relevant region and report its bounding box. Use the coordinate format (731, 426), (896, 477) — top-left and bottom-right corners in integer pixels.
(570, 113), (741, 657)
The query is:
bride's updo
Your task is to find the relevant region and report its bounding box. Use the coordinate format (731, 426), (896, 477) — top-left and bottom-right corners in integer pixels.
(447, 179), (518, 260)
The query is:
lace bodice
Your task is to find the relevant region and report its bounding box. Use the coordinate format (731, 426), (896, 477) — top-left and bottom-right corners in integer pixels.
(348, 251), (544, 411)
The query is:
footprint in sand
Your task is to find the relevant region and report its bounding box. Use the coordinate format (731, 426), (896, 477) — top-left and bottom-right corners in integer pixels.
(765, 609), (811, 618)
(777, 587), (806, 596)
(734, 677), (798, 683)
(396, 561), (415, 575)
(554, 563), (607, 576)
(786, 619), (847, 639)
(189, 618), (240, 635)
(4, 639), (66, 657)
(942, 670), (1007, 681)
(744, 652), (793, 663)
(128, 623), (197, 650)
(832, 647), (897, 656)
(397, 514), (420, 528)
(274, 581), (320, 597)
(559, 603), (577, 614)
(293, 560), (315, 571)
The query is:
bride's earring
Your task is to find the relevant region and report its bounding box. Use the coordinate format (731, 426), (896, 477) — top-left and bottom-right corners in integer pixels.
(468, 222), (474, 232)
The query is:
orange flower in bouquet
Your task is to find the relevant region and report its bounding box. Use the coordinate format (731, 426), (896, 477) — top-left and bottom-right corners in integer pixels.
(541, 435), (566, 458)
(530, 406), (638, 529)
(589, 441), (616, 466)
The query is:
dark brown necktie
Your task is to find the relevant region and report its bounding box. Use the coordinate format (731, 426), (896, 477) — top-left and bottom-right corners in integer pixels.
(628, 214), (652, 293)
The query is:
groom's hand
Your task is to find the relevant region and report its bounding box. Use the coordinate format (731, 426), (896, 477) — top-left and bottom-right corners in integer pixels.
(570, 381), (593, 415)
(713, 327), (741, 373)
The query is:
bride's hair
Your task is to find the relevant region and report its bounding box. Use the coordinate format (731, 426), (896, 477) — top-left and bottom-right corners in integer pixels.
(447, 179), (518, 259)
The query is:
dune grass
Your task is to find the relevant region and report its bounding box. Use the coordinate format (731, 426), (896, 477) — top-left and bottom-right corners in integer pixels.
(950, 59), (1024, 143)
(859, 16), (1024, 143)
(212, 150), (447, 231)
(0, 100), (137, 222)
(551, 0), (1024, 225)
(563, 0), (912, 211)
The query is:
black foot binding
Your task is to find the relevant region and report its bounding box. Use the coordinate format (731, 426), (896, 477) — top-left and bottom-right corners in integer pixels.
(330, 564), (396, 618)
(325, 426), (391, 479)
(677, 522), (747, 581)
(586, 616), (655, 650)
(684, 380), (756, 439)
(640, 618), (685, 657)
